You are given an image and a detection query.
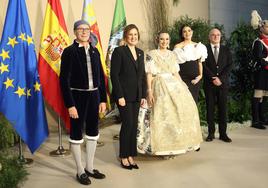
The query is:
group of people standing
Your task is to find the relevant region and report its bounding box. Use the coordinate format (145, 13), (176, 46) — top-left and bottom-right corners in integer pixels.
(110, 24), (233, 170)
(58, 12), (268, 184)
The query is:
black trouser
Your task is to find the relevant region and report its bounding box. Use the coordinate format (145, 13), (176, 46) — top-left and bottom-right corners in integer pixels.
(117, 102), (140, 158)
(70, 90), (100, 141)
(205, 86), (228, 136)
(259, 97), (268, 124)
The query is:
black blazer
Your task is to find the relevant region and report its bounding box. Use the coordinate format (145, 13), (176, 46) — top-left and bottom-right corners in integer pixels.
(252, 39), (268, 68)
(252, 39), (268, 90)
(110, 45), (147, 102)
(203, 44), (232, 88)
(60, 41), (107, 108)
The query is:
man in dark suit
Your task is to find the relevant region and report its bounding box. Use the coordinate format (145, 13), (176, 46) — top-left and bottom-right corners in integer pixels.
(203, 28), (232, 143)
(60, 20), (106, 185)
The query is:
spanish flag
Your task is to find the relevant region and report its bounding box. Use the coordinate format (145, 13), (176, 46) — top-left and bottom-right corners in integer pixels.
(82, 0), (111, 110)
(38, 0), (70, 130)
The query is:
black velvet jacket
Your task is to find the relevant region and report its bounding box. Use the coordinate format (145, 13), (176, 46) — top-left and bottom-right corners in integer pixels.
(60, 41), (107, 108)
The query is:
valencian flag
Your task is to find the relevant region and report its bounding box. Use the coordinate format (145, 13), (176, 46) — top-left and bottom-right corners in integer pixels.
(38, 0), (71, 130)
(0, 0), (49, 153)
(106, 0), (126, 93)
(82, 0), (111, 110)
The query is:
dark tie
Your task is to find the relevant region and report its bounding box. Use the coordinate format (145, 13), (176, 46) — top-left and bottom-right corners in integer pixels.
(214, 45), (219, 63)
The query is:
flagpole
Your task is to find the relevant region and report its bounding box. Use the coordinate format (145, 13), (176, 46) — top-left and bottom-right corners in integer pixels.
(17, 137), (33, 166)
(49, 117), (70, 156)
(104, 0), (126, 141)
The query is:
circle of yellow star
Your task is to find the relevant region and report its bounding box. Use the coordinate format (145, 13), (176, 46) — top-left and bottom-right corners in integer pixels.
(3, 77), (14, 89)
(18, 33), (26, 41)
(27, 89), (31, 98)
(34, 81), (41, 92)
(0, 62), (9, 74)
(26, 35), (34, 45)
(14, 86), (26, 98)
(0, 49), (10, 61)
(7, 37), (19, 48)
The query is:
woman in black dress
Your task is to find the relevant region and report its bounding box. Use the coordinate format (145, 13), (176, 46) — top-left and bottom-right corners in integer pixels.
(173, 25), (207, 103)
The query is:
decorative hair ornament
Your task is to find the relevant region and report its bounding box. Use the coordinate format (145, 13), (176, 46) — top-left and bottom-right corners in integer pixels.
(250, 10), (268, 30)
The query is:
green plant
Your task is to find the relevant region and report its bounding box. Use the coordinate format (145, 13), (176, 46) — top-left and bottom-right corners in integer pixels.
(228, 22), (258, 122)
(169, 15), (213, 49)
(197, 88), (207, 126)
(0, 114), (18, 150)
(0, 154), (28, 188)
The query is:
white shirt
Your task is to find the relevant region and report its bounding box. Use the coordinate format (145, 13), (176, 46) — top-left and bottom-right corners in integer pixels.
(71, 42), (97, 91)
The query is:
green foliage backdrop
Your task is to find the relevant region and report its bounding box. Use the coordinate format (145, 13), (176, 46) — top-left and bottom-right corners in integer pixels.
(0, 155), (28, 188)
(0, 114), (18, 150)
(228, 22), (258, 122)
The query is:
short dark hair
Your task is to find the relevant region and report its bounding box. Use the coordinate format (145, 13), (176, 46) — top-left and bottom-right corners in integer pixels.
(123, 24), (140, 40)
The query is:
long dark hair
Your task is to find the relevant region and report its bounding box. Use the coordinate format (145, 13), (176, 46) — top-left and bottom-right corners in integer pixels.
(179, 25), (192, 41)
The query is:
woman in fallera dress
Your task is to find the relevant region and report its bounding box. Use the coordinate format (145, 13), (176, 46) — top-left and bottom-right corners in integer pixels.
(173, 25), (207, 103)
(137, 31), (202, 156)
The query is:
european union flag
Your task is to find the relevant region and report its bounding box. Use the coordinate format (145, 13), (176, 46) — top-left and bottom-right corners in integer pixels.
(0, 0), (49, 153)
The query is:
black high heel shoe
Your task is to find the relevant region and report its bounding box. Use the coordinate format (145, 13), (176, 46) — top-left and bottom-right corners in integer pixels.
(120, 160), (132, 170)
(130, 163), (139, 169)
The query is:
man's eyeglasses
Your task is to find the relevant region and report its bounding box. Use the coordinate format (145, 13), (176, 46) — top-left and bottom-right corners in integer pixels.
(211, 34), (221, 37)
(76, 28), (90, 33)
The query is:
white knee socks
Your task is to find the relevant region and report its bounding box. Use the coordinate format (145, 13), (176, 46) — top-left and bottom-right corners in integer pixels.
(70, 143), (84, 176)
(85, 139), (97, 173)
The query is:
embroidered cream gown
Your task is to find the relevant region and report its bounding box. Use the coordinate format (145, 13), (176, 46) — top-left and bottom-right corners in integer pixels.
(137, 49), (202, 155)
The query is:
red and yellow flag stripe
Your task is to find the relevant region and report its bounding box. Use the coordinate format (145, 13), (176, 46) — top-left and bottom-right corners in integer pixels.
(38, 0), (71, 130)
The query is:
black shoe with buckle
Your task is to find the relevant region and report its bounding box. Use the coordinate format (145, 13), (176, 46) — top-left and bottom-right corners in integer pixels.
(85, 169), (106, 179)
(76, 173), (91, 185)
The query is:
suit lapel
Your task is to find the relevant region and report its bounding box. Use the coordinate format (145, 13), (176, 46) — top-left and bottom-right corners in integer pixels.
(136, 48), (143, 69)
(124, 45), (138, 70)
(217, 45), (223, 64)
(208, 45), (217, 64)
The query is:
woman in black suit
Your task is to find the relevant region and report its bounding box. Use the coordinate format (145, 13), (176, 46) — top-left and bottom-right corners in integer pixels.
(111, 24), (147, 170)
